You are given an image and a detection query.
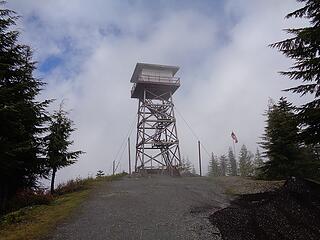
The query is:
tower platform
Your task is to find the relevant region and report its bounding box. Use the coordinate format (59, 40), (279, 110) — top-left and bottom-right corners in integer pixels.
(130, 63), (180, 100)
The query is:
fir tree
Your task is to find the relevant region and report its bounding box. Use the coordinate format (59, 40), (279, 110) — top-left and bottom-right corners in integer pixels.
(191, 165), (196, 175)
(181, 156), (192, 173)
(239, 145), (254, 177)
(208, 153), (220, 177)
(219, 155), (227, 176)
(253, 148), (264, 177)
(45, 104), (83, 194)
(0, 4), (50, 210)
(260, 97), (315, 179)
(228, 147), (237, 176)
(270, 0), (320, 149)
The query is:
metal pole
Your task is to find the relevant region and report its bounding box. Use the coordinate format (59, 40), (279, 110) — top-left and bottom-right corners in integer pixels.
(112, 160), (115, 176)
(232, 140), (236, 157)
(171, 92), (181, 166)
(198, 140), (202, 176)
(128, 137), (131, 175)
(142, 89), (146, 169)
(232, 139), (238, 176)
(135, 100), (141, 172)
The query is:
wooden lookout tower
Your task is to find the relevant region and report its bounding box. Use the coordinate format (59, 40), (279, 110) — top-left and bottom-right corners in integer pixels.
(130, 63), (182, 174)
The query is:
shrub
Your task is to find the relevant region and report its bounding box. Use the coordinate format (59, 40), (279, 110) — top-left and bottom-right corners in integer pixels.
(54, 177), (93, 195)
(4, 189), (53, 214)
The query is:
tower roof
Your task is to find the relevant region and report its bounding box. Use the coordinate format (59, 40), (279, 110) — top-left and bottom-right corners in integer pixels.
(130, 63), (179, 83)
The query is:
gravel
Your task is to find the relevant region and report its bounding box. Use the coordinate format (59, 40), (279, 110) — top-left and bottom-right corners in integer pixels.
(49, 175), (229, 240)
(209, 177), (320, 240)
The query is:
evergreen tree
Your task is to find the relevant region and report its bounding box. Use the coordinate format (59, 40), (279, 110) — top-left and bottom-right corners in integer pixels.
(181, 156), (192, 173)
(228, 147), (237, 176)
(260, 97), (315, 179)
(253, 148), (264, 176)
(191, 165), (196, 175)
(270, 0), (320, 149)
(239, 145), (254, 177)
(45, 104), (83, 194)
(0, 4), (50, 210)
(219, 155), (227, 177)
(208, 153), (220, 177)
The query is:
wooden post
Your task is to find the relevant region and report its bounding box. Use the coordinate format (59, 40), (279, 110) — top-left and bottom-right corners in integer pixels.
(128, 137), (131, 175)
(112, 160), (115, 176)
(198, 140), (202, 176)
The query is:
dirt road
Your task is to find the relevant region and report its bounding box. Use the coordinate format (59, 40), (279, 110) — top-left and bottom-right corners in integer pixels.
(49, 175), (230, 240)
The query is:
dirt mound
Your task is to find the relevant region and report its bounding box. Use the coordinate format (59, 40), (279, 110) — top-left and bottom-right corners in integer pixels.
(209, 177), (320, 240)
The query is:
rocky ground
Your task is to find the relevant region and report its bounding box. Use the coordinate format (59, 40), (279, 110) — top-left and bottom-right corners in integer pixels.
(210, 177), (320, 240)
(48, 175), (319, 240)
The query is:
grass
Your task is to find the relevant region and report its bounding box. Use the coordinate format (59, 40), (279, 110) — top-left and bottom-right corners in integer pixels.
(0, 173), (126, 240)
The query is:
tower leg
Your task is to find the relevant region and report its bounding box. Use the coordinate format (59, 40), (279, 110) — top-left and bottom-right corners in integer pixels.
(134, 90), (181, 174)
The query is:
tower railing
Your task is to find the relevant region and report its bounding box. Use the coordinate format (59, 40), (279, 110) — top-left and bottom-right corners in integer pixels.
(138, 74), (180, 83)
(131, 75), (180, 97)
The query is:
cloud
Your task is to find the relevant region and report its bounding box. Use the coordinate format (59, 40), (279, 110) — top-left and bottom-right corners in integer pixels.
(8, 0), (304, 183)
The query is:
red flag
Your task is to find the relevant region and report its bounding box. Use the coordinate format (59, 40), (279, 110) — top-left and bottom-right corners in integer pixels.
(231, 131), (238, 143)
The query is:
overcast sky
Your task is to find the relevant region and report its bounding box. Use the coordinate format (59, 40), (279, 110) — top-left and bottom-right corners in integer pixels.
(8, 0), (307, 183)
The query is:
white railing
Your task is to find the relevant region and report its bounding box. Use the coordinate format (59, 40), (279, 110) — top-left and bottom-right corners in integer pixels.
(138, 74), (180, 84)
(131, 75), (180, 96)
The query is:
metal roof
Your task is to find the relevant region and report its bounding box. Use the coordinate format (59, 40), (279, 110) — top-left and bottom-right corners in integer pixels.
(130, 62), (180, 83)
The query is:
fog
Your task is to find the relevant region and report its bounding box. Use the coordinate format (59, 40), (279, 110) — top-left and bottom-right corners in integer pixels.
(8, 0), (307, 184)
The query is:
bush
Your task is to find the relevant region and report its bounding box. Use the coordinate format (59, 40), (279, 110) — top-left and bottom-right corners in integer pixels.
(1, 173), (126, 215)
(54, 177), (93, 195)
(52, 173), (127, 196)
(17, 189), (53, 205)
(4, 189), (53, 214)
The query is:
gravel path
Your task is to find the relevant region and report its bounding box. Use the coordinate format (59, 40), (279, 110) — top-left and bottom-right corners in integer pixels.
(49, 175), (230, 240)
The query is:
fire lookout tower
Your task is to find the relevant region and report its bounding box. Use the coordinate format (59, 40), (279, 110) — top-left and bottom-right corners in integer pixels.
(130, 63), (182, 174)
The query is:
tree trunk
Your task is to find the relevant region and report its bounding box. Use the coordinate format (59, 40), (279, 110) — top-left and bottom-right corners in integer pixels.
(50, 168), (56, 194)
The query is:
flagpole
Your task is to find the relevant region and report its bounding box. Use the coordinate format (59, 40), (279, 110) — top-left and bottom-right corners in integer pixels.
(231, 130), (239, 176)
(231, 131), (237, 157)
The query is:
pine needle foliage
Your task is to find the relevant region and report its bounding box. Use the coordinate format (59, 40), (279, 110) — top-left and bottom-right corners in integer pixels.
(270, 0), (320, 147)
(253, 148), (264, 177)
(228, 147), (237, 176)
(260, 97), (317, 179)
(0, 3), (50, 211)
(208, 153), (220, 177)
(45, 104), (83, 194)
(238, 145), (254, 177)
(219, 155), (227, 177)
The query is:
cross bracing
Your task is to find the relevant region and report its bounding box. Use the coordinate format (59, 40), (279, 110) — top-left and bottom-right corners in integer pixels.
(135, 89), (181, 172)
